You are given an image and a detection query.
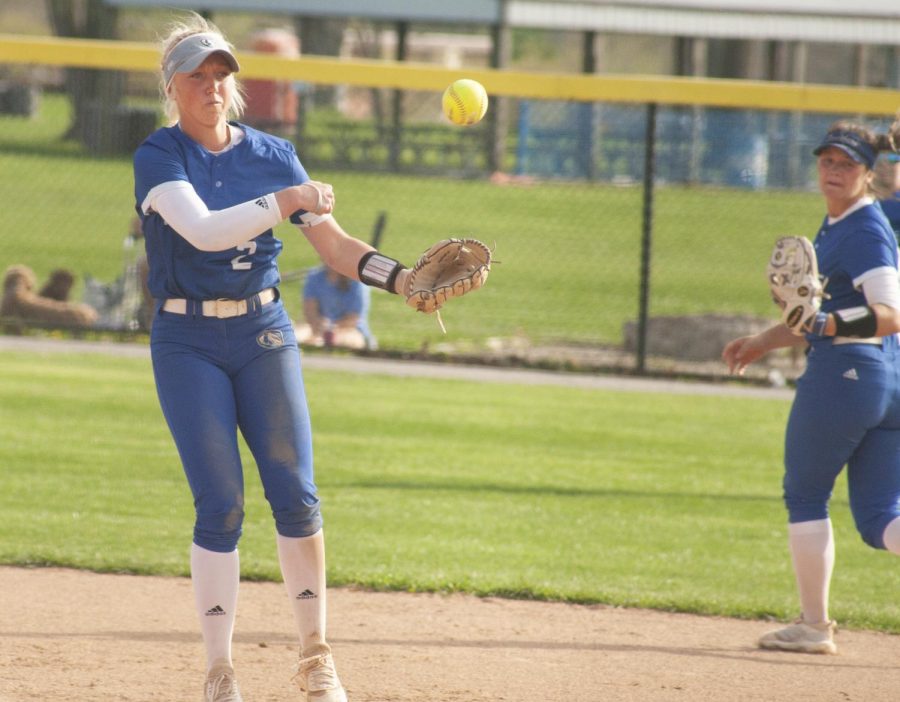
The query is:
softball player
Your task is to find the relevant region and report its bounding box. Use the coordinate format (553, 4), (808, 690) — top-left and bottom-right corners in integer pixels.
(134, 14), (412, 701)
(723, 117), (900, 655)
(874, 151), (900, 236)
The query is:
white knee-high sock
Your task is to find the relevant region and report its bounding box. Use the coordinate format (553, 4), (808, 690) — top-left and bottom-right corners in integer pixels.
(788, 519), (834, 624)
(276, 531), (328, 657)
(882, 516), (900, 554)
(190, 543), (240, 670)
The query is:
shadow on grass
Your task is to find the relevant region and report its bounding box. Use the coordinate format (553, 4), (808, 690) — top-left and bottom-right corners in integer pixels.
(331, 477), (795, 504)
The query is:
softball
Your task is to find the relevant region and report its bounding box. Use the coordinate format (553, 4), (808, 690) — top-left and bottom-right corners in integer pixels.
(442, 79), (489, 126)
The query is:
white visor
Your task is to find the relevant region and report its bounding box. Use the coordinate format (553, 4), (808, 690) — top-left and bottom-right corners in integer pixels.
(164, 32), (240, 86)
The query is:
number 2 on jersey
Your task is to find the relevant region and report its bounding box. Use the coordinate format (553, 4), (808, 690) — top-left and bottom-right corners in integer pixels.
(231, 241), (257, 270)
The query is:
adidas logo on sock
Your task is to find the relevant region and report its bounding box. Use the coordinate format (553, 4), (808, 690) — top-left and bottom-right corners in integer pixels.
(843, 368), (859, 380)
(255, 197), (269, 210)
(206, 605), (226, 616)
(296, 589), (318, 600)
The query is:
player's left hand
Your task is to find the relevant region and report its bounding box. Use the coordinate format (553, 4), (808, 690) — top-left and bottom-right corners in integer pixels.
(767, 235), (824, 335)
(404, 238), (492, 314)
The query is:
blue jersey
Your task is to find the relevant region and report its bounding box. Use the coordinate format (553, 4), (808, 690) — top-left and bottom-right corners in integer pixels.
(786, 200), (900, 548)
(134, 122), (309, 301)
(879, 195), (900, 238)
(812, 202), (898, 318)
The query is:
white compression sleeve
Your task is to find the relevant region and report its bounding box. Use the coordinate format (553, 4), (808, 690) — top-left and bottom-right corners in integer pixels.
(142, 181), (282, 252)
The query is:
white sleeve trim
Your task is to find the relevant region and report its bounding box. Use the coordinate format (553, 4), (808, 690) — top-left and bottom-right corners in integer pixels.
(292, 210), (333, 229)
(144, 181), (282, 252)
(858, 266), (900, 309)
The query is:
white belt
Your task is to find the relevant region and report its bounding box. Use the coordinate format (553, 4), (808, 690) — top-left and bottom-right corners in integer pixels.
(832, 336), (880, 346)
(162, 288), (276, 319)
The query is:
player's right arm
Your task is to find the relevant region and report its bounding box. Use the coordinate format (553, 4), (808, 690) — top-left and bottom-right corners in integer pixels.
(135, 132), (330, 252)
(723, 324), (806, 376)
(142, 181), (327, 252)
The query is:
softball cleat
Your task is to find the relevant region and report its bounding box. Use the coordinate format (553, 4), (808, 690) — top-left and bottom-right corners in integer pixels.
(294, 649), (348, 701)
(204, 660), (243, 701)
(758, 617), (837, 654)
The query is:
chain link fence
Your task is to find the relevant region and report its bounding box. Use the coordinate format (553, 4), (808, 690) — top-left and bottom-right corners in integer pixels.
(1, 42), (897, 378)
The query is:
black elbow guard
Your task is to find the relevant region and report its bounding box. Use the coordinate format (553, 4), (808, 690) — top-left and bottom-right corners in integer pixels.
(833, 306), (878, 337)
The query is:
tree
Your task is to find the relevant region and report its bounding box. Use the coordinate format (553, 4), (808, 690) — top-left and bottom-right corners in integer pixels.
(292, 14), (347, 110)
(46, 0), (124, 153)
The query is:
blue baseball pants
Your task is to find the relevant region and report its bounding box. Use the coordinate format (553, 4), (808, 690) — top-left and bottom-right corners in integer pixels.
(150, 299), (322, 552)
(784, 340), (900, 549)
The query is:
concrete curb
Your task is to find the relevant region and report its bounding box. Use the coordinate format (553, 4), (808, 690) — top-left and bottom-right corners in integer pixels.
(0, 335), (794, 400)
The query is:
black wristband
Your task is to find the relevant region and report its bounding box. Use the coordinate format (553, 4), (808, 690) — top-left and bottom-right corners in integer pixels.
(833, 306), (878, 337)
(358, 251), (405, 293)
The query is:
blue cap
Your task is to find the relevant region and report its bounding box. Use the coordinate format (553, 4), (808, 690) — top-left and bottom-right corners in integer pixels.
(813, 129), (877, 169)
(164, 32), (240, 87)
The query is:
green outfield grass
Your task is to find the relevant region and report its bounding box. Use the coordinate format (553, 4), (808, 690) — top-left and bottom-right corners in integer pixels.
(3, 349), (900, 634)
(0, 94), (824, 349)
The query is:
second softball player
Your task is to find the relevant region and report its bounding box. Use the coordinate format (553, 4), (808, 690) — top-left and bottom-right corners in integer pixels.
(723, 116), (900, 655)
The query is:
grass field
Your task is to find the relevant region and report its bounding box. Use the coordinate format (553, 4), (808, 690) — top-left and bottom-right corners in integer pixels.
(3, 348), (900, 634)
(0, 94), (825, 350)
(9, 93), (891, 635)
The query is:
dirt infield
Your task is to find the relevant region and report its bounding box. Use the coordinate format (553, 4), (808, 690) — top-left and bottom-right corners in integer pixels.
(2, 567), (900, 701)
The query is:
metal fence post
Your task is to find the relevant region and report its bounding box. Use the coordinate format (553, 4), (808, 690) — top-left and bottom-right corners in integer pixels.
(389, 21), (409, 172)
(636, 102), (657, 374)
(488, 0), (511, 172)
